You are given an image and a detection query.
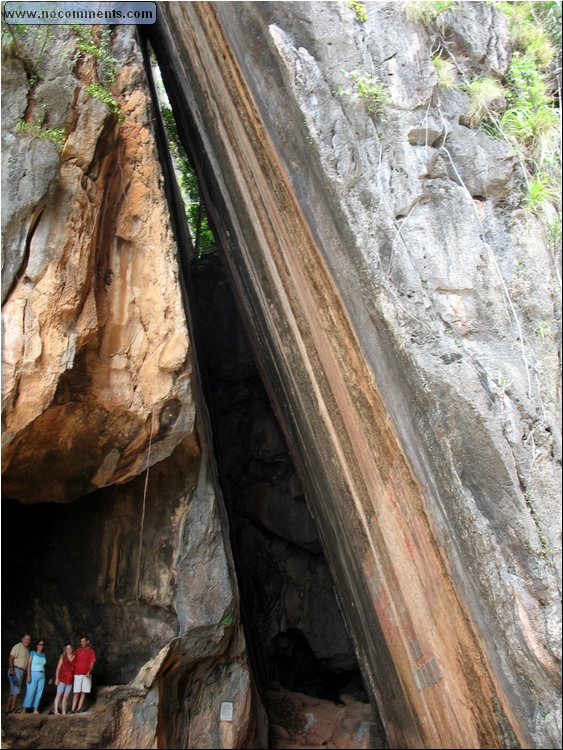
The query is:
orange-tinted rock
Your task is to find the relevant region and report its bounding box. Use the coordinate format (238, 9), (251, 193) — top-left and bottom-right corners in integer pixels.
(2, 28), (192, 503)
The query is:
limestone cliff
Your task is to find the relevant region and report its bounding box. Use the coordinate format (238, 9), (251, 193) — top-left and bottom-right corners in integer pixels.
(1, 3), (561, 750)
(150, 2), (561, 748)
(2, 26), (193, 502)
(1, 23), (260, 749)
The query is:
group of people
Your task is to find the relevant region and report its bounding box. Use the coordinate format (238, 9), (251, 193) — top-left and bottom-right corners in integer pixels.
(6, 633), (96, 716)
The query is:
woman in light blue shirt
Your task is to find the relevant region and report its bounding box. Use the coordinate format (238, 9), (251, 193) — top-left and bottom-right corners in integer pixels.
(23, 640), (47, 714)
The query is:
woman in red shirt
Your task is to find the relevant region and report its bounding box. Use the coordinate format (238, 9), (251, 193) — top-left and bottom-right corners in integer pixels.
(54, 644), (76, 715)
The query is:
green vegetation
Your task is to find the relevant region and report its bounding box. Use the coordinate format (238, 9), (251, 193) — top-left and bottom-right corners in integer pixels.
(219, 613), (234, 628)
(1, 19), (51, 85)
(524, 172), (558, 214)
(407, 1), (560, 216)
(534, 321), (552, 338)
(432, 56), (457, 87)
(495, 2), (561, 213)
(468, 77), (505, 126)
(403, 1), (457, 26)
(161, 106), (215, 258)
(338, 69), (389, 116)
(547, 215), (562, 247)
(1, 18), (26, 55)
(497, 370), (513, 390)
(85, 82), (123, 122)
(499, 50), (559, 161)
(73, 28), (122, 122)
(347, 0), (368, 23)
(498, 1), (558, 64)
(73, 27), (118, 87)
(17, 117), (66, 151)
(2, 21), (123, 123)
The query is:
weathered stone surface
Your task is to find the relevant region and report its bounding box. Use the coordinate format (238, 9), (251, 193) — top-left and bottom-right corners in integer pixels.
(1, 685), (158, 749)
(1, 27), (193, 502)
(1, 132), (60, 301)
(151, 3), (561, 748)
(190, 250), (360, 692)
(1, 434), (260, 748)
(2, 646), (261, 750)
(1, 25), (260, 750)
(266, 684), (384, 750)
(0, 55), (28, 133)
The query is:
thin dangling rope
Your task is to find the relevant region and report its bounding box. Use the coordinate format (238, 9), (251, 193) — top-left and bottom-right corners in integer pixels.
(194, 199), (203, 258)
(136, 408), (155, 602)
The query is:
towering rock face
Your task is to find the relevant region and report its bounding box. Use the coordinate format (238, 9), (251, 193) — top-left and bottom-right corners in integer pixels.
(1, 24), (260, 749)
(151, 3), (561, 749)
(2, 26), (193, 503)
(2, 4), (561, 749)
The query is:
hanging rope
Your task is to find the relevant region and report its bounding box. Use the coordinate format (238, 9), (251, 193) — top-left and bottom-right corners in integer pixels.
(194, 199), (203, 258)
(136, 407), (155, 602)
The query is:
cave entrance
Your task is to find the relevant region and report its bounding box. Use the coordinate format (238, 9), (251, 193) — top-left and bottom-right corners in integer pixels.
(189, 249), (368, 704)
(145, 44), (380, 744)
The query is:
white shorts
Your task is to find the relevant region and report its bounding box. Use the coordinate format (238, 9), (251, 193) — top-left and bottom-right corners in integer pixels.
(73, 674), (92, 693)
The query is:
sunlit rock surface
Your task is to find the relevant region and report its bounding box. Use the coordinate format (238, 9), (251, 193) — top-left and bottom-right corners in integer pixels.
(1, 26), (193, 503)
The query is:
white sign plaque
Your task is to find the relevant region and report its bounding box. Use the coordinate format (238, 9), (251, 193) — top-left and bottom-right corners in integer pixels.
(220, 701), (234, 722)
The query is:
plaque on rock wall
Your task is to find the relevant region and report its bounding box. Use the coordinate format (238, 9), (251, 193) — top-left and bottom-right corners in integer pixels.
(220, 701), (233, 721)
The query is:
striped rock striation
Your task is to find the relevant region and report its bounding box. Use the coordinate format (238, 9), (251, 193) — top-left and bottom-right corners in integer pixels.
(149, 2), (561, 748)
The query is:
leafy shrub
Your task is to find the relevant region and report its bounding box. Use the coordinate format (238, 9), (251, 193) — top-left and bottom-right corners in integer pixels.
(17, 118), (66, 151)
(347, 0), (368, 23)
(85, 82), (123, 122)
(432, 56), (456, 87)
(498, 1), (557, 67)
(525, 172), (558, 214)
(403, 1), (457, 26)
(468, 77), (505, 126)
(339, 69), (389, 116)
(499, 51), (559, 162)
(73, 27), (118, 86)
(220, 613), (234, 628)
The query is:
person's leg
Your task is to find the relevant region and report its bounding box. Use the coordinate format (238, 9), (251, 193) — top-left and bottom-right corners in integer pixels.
(6, 670), (19, 712)
(33, 675), (45, 713)
(71, 675), (81, 711)
(23, 674), (37, 710)
(77, 674), (92, 712)
(54, 683), (62, 714)
(61, 684), (71, 714)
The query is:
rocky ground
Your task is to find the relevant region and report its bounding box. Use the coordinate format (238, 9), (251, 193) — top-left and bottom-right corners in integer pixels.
(2, 686), (145, 749)
(1, 683), (383, 750)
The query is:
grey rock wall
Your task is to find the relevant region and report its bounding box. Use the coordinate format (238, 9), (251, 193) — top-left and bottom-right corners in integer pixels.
(152, 2), (561, 747)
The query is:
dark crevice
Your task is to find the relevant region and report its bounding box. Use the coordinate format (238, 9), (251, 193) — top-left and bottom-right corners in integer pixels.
(188, 250), (368, 703)
(141, 32), (374, 716)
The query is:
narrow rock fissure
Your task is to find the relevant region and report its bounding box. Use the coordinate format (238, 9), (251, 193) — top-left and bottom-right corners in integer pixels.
(143, 37), (385, 749)
(189, 249), (369, 700)
(2, 8), (561, 748)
